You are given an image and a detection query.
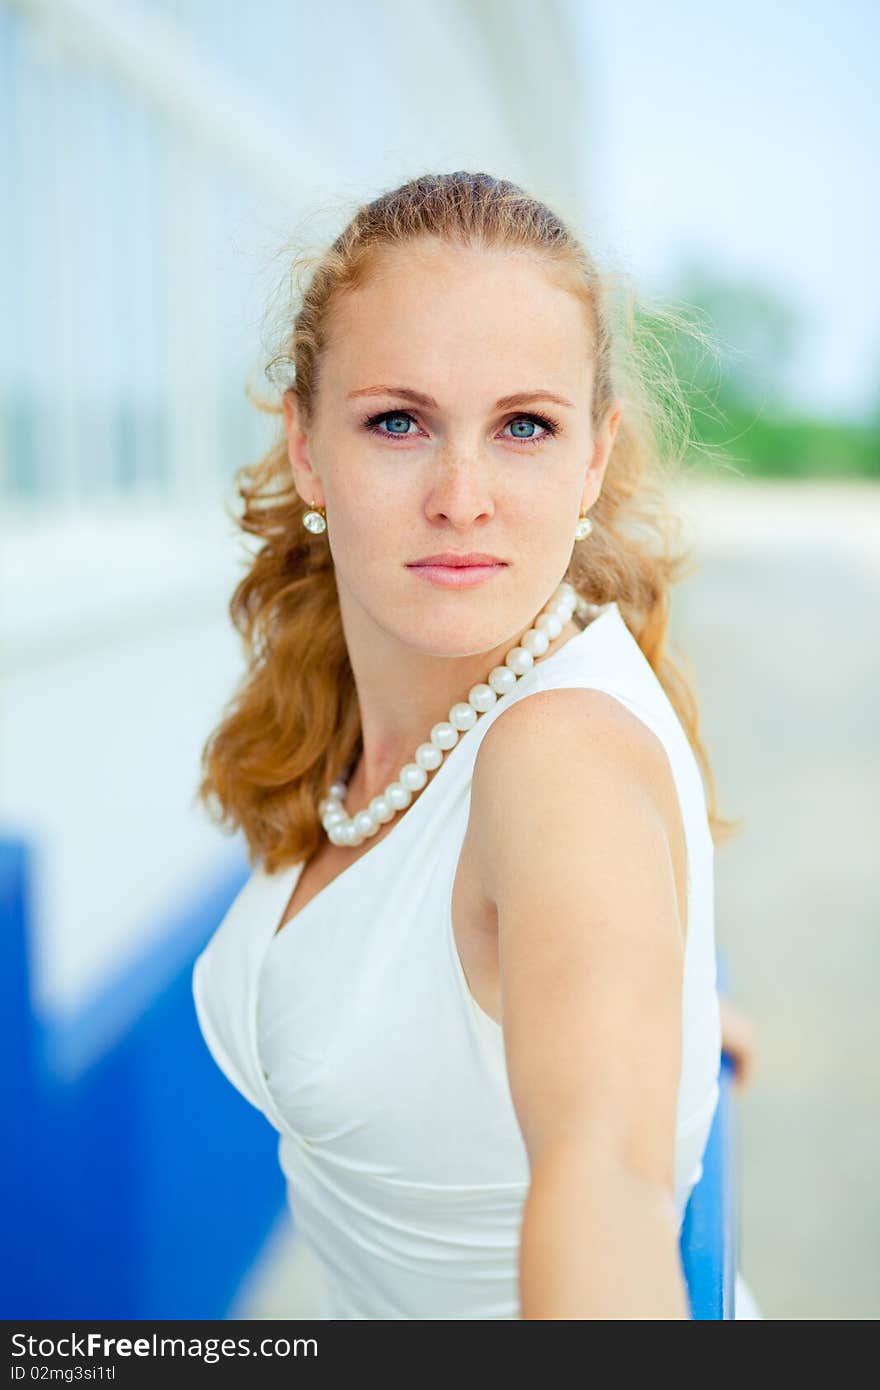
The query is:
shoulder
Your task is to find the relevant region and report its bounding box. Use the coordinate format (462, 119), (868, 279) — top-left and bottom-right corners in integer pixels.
(473, 684), (675, 826)
(469, 684), (685, 923)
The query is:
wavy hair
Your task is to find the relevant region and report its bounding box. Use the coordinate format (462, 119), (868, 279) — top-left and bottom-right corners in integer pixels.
(196, 171), (742, 873)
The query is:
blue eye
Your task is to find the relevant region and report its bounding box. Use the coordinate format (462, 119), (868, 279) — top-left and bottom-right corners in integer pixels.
(506, 418), (542, 440)
(501, 414), (560, 442)
(367, 412), (416, 438)
(362, 410), (559, 445)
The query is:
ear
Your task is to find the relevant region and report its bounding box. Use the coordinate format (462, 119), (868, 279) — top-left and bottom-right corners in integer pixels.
(582, 397), (623, 509)
(282, 390), (325, 508)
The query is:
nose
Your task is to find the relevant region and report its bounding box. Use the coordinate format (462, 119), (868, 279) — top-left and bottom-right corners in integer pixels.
(424, 456), (496, 529)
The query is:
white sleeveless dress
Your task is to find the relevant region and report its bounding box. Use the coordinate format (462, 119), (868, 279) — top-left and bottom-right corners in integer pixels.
(192, 601), (724, 1319)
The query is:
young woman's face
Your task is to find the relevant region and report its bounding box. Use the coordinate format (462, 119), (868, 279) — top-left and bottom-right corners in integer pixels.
(285, 239), (620, 657)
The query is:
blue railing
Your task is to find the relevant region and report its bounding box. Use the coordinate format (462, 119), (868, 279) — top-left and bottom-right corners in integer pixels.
(1, 835), (283, 1319)
(678, 950), (739, 1318)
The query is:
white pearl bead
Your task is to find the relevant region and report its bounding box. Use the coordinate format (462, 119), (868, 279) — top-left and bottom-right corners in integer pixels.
(430, 721), (459, 751)
(488, 664), (517, 695)
(369, 795), (394, 823)
(468, 682), (497, 713)
(449, 701), (478, 732)
(520, 627), (550, 657)
(535, 611), (562, 639)
(386, 782), (412, 810)
(353, 809), (378, 837)
(328, 823), (349, 845)
(329, 781), (348, 799)
(322, 808), (347, 829)
(340, 822), (360, 846)
(505, 646), (534, 676)
(399, 763), (428, 791)
(415, 741), (443, 771)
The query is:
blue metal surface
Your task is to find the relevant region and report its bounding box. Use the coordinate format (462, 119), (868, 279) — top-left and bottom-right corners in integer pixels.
(678, 950), (739, 1319)
(1, 834), (286, 1319)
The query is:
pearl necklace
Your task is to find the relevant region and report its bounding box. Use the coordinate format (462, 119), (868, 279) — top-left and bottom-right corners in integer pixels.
(318, 580), (583, 847)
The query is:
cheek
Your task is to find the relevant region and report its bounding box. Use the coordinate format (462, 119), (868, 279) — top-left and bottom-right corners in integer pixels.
(326, 483), (410, 571)
(327, 452), (419, 551)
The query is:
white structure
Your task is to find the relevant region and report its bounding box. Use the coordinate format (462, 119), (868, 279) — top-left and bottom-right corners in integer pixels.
(0, 0), (591, 1031)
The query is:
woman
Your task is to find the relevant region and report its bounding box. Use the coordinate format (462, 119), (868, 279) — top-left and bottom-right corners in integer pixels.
(193, 171), (758, 1319)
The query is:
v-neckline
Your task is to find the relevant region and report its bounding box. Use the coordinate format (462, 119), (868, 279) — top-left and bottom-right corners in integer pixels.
(265, 695), (476, 944)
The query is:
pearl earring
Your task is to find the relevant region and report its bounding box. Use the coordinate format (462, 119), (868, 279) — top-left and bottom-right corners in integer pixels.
(303, 501), (327, 534)
(574, 507), (593, 541)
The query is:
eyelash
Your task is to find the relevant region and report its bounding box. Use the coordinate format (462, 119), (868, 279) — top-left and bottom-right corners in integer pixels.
(361, 409), (561, 446)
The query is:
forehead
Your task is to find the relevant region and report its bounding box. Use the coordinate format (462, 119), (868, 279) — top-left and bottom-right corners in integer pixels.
(321, 241), (593, 403)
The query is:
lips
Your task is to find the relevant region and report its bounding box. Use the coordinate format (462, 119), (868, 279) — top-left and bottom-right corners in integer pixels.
(406, 556), (507, 589)
(407, 553), (507, 568)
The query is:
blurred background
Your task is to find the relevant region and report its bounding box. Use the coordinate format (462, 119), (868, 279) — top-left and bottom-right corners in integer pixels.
(2, 0), (877, 1321)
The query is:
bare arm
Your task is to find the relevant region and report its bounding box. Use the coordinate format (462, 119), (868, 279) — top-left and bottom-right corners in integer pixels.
(520, 1132), (687, 1318)
(470, 688), (691, 1319)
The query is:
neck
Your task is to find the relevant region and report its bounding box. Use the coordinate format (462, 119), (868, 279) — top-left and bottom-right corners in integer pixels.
(343, 612), (585, 807)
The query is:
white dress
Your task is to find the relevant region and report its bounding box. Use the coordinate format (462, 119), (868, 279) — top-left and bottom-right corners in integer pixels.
(193, 600), (739, 1319)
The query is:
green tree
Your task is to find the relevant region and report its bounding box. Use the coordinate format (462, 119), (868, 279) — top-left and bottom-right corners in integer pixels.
(629, 258), (879, 479)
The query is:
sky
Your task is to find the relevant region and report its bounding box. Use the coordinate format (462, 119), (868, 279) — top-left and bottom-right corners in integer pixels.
(576, 0), (879, 421)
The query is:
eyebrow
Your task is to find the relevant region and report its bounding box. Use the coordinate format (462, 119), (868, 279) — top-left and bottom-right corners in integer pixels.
(346, 385), (576, 410)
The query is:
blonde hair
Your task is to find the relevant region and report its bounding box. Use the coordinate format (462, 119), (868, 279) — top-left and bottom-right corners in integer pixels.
(197, 171), (742, 873)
